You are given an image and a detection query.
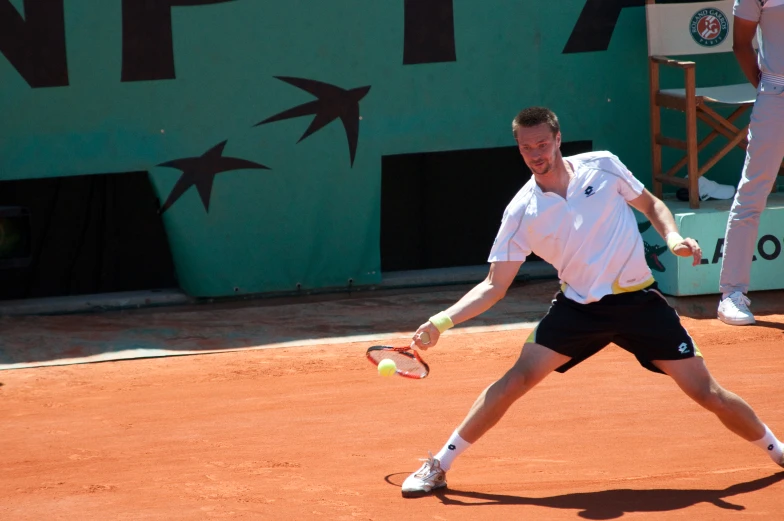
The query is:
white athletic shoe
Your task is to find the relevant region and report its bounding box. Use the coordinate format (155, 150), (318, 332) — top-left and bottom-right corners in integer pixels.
(717, 291), (755, 326)
(698, 176), (735, 201)
(401, 452), (447, 498)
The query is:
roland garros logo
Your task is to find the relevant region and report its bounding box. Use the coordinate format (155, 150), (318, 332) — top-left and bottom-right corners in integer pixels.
(689, 8), (729, 47)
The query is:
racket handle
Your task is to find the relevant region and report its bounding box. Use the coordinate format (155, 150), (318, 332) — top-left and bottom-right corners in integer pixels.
(420, 331), (430, 345)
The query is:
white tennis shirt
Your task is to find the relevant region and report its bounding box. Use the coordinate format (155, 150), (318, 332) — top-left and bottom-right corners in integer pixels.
(488, 151), (654, 304)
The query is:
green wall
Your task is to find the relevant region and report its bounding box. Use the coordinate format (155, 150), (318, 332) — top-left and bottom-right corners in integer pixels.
(0, 0), (748, 296)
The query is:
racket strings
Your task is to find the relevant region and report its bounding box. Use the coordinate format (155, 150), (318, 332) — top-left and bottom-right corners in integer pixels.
(368, 349), (427, 378)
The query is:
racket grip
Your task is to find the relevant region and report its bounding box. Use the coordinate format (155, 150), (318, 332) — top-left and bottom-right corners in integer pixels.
(420, 331), (430, 345)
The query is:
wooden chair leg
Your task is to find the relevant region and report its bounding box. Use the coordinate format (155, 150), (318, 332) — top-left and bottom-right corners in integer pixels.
(685, 70), (700, 209)
(665, 106), (751, 179)
(649, 59), (663, 199)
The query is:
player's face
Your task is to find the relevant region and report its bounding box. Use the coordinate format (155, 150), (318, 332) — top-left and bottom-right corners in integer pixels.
(516, 124), (561, 177)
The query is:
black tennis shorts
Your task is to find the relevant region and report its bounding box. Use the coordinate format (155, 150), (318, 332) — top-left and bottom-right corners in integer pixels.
(528, 283), (701, 374)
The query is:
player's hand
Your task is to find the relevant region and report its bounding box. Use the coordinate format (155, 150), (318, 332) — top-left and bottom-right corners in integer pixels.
(410, 322), (439, 350)
(672, 237), (702, 266)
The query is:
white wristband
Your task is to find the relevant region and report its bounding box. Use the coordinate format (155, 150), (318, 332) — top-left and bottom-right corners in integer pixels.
(665, 232), (684, 253)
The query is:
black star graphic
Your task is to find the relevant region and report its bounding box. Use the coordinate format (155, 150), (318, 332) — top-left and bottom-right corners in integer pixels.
(644, 241), (668, 272)
(157, 140), (269, 214)
(255, 76), (371, 167)
(638, 221), (668, 272)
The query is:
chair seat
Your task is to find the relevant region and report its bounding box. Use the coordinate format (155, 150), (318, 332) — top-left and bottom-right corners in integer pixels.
(660, 83), (757, 105)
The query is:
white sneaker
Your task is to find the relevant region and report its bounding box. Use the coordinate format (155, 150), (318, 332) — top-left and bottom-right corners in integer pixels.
(698, 177), (735, 201)
(717, 291), (755, 325)
(401, 452), (447, 498)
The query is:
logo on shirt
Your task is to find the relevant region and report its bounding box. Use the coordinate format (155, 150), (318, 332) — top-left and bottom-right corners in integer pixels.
(689, 9), (729, 47)
(678, 342), (689, 354)
(584, 186), (595, 197)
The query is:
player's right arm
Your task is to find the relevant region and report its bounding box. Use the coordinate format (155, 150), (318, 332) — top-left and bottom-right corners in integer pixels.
(410, 260), (523, 350)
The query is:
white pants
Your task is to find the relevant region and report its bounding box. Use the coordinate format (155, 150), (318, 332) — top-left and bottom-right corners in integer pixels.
(719, 77), (784, 295)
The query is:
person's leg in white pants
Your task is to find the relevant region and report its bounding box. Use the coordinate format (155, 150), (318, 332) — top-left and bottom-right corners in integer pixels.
(718, 80), (784, 325)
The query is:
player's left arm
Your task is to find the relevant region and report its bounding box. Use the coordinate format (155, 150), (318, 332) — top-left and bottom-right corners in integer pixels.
(627, 189), (703, 266)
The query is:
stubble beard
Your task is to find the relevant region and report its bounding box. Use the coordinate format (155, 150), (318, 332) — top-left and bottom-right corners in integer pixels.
(531, 159), (553, 177)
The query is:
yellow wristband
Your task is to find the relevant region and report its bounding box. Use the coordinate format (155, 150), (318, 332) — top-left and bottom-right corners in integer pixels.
(429, 311), (454, 334)
(666, 232), (684, 253)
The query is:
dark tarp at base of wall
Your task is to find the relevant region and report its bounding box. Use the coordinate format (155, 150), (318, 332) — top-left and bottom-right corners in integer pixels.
(0, 172), (177, 301)
(381, 141), (592, 272)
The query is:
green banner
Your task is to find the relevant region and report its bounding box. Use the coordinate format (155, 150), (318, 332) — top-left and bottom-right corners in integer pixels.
(0, 1), (748, 296)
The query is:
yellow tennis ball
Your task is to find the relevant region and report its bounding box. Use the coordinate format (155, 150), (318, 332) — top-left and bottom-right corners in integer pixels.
(378, 358), (397, 377)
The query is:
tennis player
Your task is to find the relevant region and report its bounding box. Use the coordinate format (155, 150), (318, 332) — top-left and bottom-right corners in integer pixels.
(401, 107), (784, 497)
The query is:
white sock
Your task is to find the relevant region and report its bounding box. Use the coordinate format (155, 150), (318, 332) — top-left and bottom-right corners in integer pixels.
(751, 425), (784, 463)
(434, 431), (472, 471)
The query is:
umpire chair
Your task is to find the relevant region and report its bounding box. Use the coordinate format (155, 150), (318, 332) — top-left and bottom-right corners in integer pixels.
(646, 0), (757, 209)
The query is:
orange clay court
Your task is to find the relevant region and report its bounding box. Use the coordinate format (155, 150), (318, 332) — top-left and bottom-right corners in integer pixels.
(1, 279), (783, 520)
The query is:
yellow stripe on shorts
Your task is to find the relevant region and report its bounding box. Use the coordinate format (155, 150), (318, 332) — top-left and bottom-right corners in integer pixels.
(611, 276), (655, 295)
(526, 326), (537, 344)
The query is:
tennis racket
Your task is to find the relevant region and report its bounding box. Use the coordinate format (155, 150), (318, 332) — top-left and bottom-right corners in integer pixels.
(366, 332), (431, 379)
